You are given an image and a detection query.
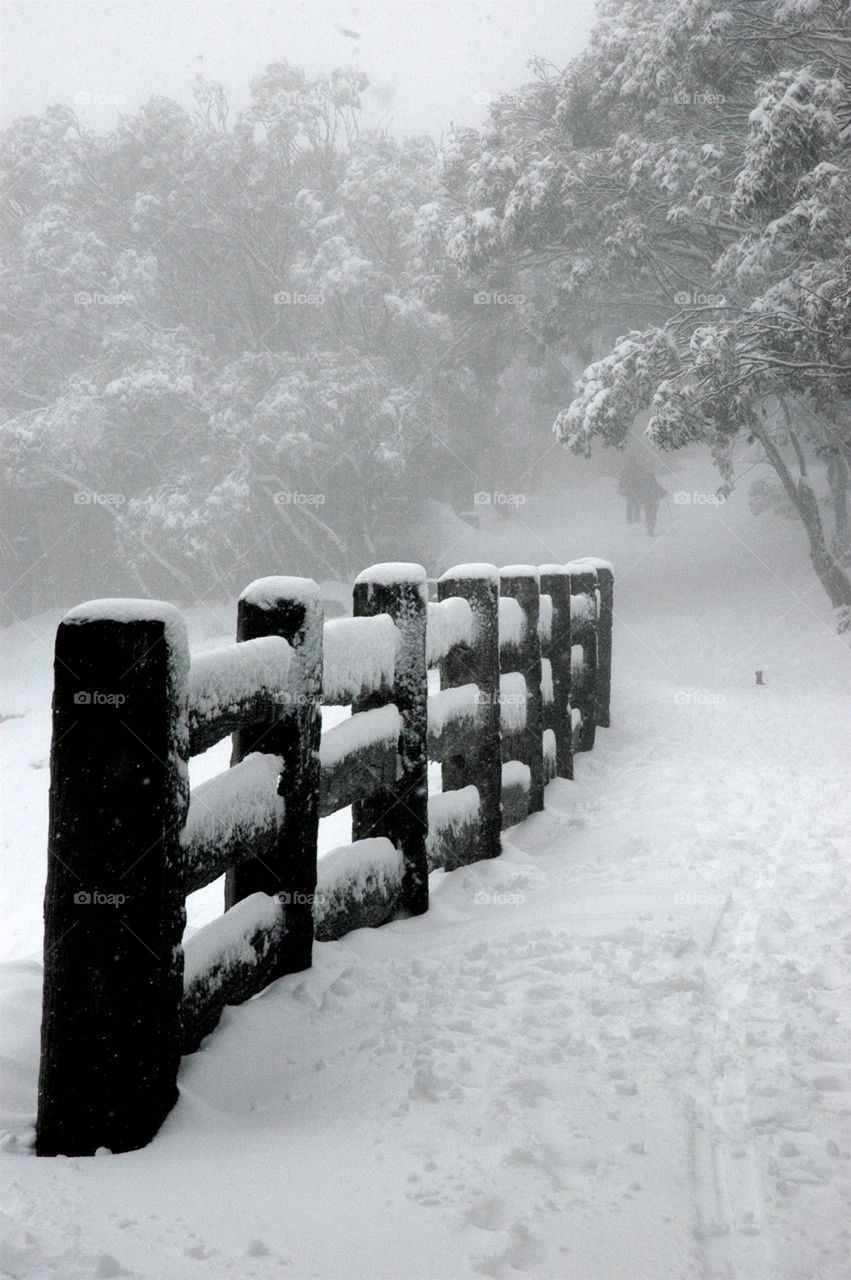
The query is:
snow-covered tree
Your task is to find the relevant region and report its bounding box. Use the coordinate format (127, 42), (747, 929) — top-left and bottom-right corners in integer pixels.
(445, 0), (851, 623)
(1, 67), (496, 609)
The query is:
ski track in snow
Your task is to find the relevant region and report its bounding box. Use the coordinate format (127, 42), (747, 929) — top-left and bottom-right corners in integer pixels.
(1, 477), (849, 1279)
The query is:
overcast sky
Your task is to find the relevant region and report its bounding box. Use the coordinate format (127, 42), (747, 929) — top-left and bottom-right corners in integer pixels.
(1, 0), (597, 137)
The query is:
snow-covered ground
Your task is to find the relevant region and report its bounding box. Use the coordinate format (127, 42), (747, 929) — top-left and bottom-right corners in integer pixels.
(1, 461), (849, 1279)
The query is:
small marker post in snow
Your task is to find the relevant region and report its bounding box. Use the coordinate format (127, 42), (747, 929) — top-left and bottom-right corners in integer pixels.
(755, 670), (764, 685)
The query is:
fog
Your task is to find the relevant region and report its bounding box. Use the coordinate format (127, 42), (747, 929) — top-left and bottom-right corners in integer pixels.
(1, 0), (596, 136)
(0, 3), (848, 1276)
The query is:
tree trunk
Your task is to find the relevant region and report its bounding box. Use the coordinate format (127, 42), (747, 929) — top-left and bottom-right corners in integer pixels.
(797, 479), (851, 615)
(827, 448), (848, 547)
(759, 429), (851, 622)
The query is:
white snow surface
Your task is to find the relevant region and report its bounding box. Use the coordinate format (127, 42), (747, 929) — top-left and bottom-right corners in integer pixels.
(438, 562), (498, 583)
(239, 575), (320, 608)
(498, 595), (525, 647)
(318, 704), (401, 769)
(427, 683), (479, 735)
(427, 784), (480, 832)
(499, 672), (528, 732)
(570, 592), (597, 625)
(575, 556), (614, 572)
(62, 597), (187, 629)
(540, 658), (554, 703)
(187, 636), (292, 725)
(425, 596), (475, 665)
(316, 836), (400, 888)
(314, 838), (404, 931)
(60, 599), (189, 685)
(500, 564), (538, 580)
(321, 614), (398, 703)
(502, 759), (532, 790)
(538, 592), (553, 642)
(354, 562), (427, 592)
(183, 893), (284, 992)
(1, 470), (848, 1280)
(182, 753), (284, 858)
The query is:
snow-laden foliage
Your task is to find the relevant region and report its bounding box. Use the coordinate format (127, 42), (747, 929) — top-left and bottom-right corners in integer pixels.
(0, 69), (512, 610)
(556, 331), (679, 454)
(446, 0), (851, 621)
(732, 68), (846, 218)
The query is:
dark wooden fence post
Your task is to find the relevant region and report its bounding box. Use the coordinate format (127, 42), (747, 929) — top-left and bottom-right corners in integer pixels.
(226, 576), (323, 976)
(438, 564), (501, 860)
(539, 564), (573, 781)
(36, 602), (189, 1156)
(352, 564), (429, 916)
(500, 566), (545, 814)
(569, 566), (598, 753)
(593, 562), (614, 728)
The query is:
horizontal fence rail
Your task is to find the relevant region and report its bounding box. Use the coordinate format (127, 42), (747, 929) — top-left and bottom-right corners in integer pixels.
(36, 556), (613, 1157)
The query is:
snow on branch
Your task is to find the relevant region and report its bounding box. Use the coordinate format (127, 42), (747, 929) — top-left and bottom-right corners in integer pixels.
(555, 330), (679, 455)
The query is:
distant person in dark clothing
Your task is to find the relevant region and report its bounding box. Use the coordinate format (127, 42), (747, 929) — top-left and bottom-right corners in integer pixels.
(619, 459), (667, 535)
(641, 472), (666, 535)
(618, 468), (641, 524)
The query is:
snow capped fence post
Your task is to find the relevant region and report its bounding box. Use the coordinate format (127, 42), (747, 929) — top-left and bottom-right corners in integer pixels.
(539, 565), (573, 781)
(438, 565), (502, 860)
(35, 556), (615, 1156)
(593, 563), (614, 728)
(225, 577), (323, 976)
(351, 564), (429, 917)
(500, 566), (545, 814)
(36, 602), (190, 1156)
(569, 565), (598, 753)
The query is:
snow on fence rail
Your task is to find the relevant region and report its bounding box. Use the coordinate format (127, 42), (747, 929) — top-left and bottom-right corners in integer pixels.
(36, 558), (613, 1157)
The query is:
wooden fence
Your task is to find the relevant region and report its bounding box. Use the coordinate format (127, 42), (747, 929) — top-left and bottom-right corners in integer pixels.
(36, 557), (613, 1156)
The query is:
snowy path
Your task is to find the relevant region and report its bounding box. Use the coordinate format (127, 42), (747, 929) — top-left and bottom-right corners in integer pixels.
(1, 475), (849, 1279)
